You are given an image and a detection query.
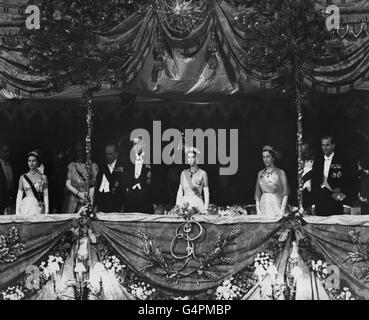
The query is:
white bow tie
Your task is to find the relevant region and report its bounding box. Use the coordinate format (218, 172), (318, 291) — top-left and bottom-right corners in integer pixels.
(324, 155), (333, 161)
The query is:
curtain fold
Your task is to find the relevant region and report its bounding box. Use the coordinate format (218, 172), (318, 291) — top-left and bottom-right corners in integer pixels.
(2, 213), (369, 299)
(0, 217), (73, 289)
(302, 221), (369, 299)
(91, 217), (283, 293)
(2, 1), (369, 99)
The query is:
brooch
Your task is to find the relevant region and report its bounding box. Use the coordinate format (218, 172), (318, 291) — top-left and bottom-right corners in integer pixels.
(331, 164), (342, 169)
(332, 171), (342, 179)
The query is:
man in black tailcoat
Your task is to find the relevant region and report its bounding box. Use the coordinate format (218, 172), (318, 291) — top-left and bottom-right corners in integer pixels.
(94, 143), (126, 213)
(311, 136), (352, 216)
(301, 142), (315, 213)
(124, 136), (153, 214)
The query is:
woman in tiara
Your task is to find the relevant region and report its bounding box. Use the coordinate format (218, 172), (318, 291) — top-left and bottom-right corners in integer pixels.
(16, 150), (49, 216)
(176, 147), (209, 213)
(254, 145), (289, 217)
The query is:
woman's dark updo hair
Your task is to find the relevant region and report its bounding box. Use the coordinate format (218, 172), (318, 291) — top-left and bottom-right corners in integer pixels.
(27, 150), (42, 165)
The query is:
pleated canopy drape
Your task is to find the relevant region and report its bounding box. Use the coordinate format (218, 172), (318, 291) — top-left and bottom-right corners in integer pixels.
(1, 0), (369, 100)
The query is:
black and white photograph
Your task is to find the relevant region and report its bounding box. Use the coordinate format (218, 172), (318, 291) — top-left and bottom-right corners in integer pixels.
(1, 0), (369, 305)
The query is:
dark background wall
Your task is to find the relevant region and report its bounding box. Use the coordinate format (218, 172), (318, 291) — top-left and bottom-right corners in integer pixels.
(1, 90), (369, 211)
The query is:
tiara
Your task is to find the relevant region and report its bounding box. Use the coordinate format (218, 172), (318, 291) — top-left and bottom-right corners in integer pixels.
(185, 146), (200, 154)
(28, 150), (41, 159)
(262, 145), (281, 159)
(263, 145), (275, 153)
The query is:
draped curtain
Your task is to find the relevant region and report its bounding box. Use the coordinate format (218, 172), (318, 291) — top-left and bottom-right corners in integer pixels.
(2, 214), (369, 300)
(90, 214), (283, 293)
(0, 214), (75, 289)
(1, 0), (369, 99)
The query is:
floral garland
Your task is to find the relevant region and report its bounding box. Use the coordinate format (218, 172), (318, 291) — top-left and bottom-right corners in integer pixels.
(0, 285), (25, 300)
(95, 239), (156, 300)
(167, 204), (249, 217)
(310, 260), (328, 279)
(0, 227), (25, 264)
(205, 241), (283, 301)
(71, 205), (96, 239)
(167, 204), (202, 219)
(101, 254), (157, 300)
(215, 267), (258, 300)
(310, 259), (356, 300)
(103, 255), (125, 276)
(253, 252), (273, 271)
(129, 282), (156, 300)
(328, 286), (356, 300)
(216, 205), (248, 217)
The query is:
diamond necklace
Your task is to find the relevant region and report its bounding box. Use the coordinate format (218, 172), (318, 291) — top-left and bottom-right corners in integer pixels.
(265, 167), (275, 178)
(188, 166), (199, 178)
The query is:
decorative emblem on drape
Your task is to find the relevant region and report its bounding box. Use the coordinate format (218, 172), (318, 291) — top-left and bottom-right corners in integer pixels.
(137, 207), (241, 285)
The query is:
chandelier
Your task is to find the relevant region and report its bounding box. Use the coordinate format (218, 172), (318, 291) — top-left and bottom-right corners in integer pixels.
(156, 0), (206, 37)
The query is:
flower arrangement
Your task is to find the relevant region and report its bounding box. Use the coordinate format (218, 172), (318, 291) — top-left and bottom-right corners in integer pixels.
(217, 205), (248, 217)
(215, 277), (243, 300)
(213, 264), (258, 300)
(307, 251), (358, 300)
(103, 255), (127, 281)
(327, 286), (355, 300)
(168, 204), (249, 217)
(1, 285), (25, 300)
(254, 252), (272, 271)
(102, 254), (155, 300)
(310, 260), (328, 281)
(215, 274), (255, 300)
(39, 255), (64, 279)
(167, 204), (202, 219)
(78, 204), (96, 220)
(0, 227), (25, 264)
(290, 206), (305, 217)
(129, 282), (156, 300)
